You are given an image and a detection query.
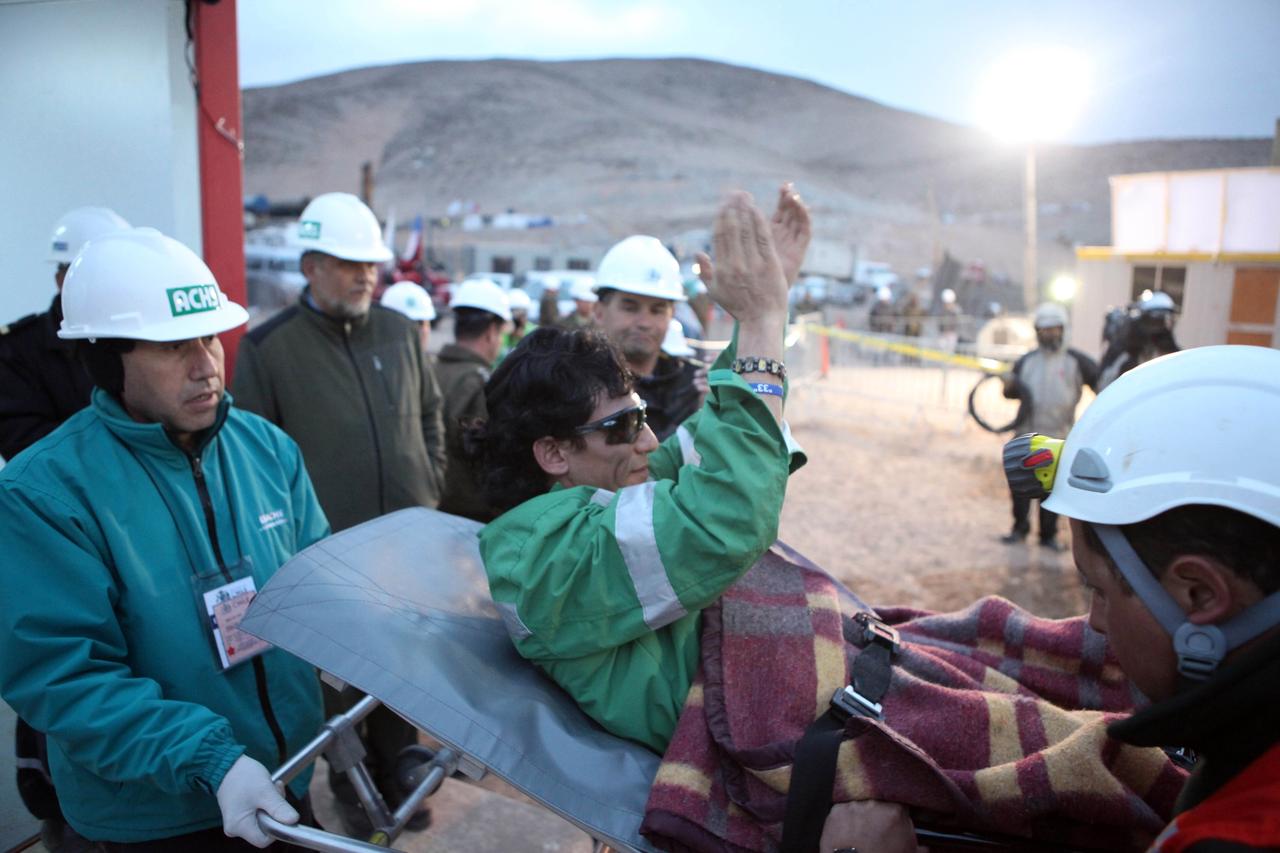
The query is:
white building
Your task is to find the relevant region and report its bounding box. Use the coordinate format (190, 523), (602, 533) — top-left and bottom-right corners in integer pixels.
(1073, 167), (1280, 358)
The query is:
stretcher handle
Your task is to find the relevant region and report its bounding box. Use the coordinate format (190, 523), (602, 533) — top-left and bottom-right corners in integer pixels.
(258, 814), (393, 852)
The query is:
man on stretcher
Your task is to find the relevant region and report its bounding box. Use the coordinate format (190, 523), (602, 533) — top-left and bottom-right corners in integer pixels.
(467, 189), (1202, 852)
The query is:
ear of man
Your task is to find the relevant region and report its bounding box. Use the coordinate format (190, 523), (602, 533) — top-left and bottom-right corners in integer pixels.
(532, 436), (570, 478)
(1162, 554), (1261, 625)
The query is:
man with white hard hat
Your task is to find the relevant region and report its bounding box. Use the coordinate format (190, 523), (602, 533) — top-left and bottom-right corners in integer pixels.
(231, 192), (443, 833)
(1097, 290), (1181, 391)
(999, 302), (1098, 550)
(591, 235), (707, 441)
(1001, 345), (1280, 850)
(502, 287), (535, 356)
(565, 276), (598, 330)
(0, 206), (130, 461)
(0, 228), (328, 849)
(435, 278), (511, 521)
(380, 280), (437, 352)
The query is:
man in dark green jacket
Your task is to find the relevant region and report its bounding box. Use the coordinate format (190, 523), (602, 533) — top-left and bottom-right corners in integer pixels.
(0, 228), (327, 849)
(435, 278), (510, 521)
(231, 192), (443, 834)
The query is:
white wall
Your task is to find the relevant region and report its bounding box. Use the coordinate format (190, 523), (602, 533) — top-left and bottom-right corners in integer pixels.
(1071, 258), (1131, 360)
(0, 0), (201, 323)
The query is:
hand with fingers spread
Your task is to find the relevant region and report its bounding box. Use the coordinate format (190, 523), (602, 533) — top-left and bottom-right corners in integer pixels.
(769, 182), (811, 287)
(697, 182), (811, 291)
(703, 191), (789, 325)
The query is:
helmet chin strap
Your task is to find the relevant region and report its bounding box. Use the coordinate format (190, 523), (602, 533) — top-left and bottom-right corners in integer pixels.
(1091, 523), (1280, 682)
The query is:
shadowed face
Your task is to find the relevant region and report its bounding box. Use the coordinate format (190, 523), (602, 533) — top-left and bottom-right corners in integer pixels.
(594, 292), (674, 370)
(1069, 518), (1177, 701)
(558, 392), (659, 492)
(120, 335), (224, 450)
(305, 253), (378, 319)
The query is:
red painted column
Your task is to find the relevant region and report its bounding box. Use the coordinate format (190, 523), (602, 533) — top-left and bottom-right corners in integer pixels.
(193, 0), (247, 380)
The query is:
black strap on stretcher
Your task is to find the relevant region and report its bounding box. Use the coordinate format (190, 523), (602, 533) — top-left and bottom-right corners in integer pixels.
(780, 611), (899, 853)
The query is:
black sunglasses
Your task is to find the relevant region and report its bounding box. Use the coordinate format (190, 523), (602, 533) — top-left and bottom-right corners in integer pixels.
(573, 401), (648, 445)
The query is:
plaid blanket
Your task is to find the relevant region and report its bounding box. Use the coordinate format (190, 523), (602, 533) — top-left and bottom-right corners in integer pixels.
(640, 542), (1188, 852)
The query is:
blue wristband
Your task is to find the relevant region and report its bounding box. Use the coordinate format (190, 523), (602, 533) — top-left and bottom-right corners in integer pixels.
(750, 382), (783, 397)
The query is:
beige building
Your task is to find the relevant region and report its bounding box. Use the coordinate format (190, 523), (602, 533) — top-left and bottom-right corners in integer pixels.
(1073, 167), (1280, 359)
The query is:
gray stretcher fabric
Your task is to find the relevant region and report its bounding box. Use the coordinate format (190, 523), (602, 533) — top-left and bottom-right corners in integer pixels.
(241, 507), (660, 852)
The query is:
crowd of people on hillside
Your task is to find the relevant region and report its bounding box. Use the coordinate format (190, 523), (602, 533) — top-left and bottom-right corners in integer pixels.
(0, 185), (1273, 853)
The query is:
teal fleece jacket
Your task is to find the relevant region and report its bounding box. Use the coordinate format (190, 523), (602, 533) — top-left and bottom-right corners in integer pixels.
(0, 389), (328, 842)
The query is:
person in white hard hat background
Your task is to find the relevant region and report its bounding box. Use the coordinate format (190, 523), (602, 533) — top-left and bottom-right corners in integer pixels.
(501, 287), (535, 357)
(434, 278), (511, 521)
(0, 206), (130, 462)
(937, 287), (960, 354)
(0, 228), (329, 850)
(380, 280), (437, 353)
(591, 235), (709, 441)
(999, 302), (1098, 550)
(230, 192), (443, 835)
(1097, 289), (1182, 391)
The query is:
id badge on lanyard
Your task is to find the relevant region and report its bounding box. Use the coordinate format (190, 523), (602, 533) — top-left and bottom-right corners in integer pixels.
(192, 556), (271, 670)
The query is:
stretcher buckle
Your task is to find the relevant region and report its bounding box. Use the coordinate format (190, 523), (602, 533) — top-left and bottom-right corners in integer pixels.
(852, 611), (900, 655)
(830, 684), (883, 721)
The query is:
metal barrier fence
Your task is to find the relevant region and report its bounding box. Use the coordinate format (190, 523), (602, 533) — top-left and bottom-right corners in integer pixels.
(784, 315), (1015, 422)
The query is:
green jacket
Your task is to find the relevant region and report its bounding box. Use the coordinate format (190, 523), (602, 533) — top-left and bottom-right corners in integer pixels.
(0, 390), (328, 842)
(434, 343), (492, 521)
(480, 368), (802, 752)
(232, 291), (447, 531)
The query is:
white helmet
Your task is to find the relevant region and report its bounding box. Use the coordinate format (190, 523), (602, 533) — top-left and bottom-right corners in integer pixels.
(1037, 345), (1280, 679)
(1139, 290), (1176, 313)
(569, 278), (598, 303)
(451, 278), (512, 322)
(940, 288), (957, 304)
(48, 206), (130, 264)
(1033, 302), (1068, 329)
(1044, 346), (1280, 528)
(506, 288), (532, 314)
(661, 319), (695, 357)
(380, 281), (436, 322)
(296, 193), (393, 263)
(58, 228), (248, 342)
(876, 286), (892, 302)
(594, 236), (686, 302)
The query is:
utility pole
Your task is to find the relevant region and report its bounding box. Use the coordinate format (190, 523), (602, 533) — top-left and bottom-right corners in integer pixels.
(1022, 143), (1038, 312)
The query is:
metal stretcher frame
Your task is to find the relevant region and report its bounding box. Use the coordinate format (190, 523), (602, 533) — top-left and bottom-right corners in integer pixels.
(242, 508), (1090, 853)
(241, 508), (662, 852)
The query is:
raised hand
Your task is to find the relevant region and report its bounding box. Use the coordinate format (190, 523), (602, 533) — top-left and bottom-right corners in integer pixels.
(705, 192), (788, 324)
(770, 182), (811, 287)
(696, 182), (810, 290)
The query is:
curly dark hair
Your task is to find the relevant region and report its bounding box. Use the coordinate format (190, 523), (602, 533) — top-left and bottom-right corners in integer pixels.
(464, 327), (633, 514)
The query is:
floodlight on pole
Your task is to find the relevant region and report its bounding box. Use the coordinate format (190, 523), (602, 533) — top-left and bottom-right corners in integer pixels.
(976, 47), (1091, 313)
(1049, 273), (1079, 303)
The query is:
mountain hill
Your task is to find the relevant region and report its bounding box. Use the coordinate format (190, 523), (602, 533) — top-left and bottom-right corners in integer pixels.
(242, 58), (1270, 278)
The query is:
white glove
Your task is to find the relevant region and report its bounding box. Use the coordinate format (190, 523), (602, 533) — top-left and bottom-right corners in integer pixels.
(215, 754), (298, 848)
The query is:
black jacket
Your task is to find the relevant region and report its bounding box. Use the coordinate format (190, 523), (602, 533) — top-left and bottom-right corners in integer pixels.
(0, 295), (93, 460)
(636, 354), (703, 442)
(1109, 629), (1280, 851)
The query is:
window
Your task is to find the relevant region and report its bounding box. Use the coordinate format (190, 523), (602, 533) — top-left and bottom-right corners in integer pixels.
(534, 256), (552, 271)
(566, 258), (591, 271)
(1130, 265), (1186, 310)
(491, 256), (514, 274)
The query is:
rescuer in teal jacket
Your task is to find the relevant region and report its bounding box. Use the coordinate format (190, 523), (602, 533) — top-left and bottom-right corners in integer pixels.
(475, 189), (809, 752)
(0, 229), (328, 847)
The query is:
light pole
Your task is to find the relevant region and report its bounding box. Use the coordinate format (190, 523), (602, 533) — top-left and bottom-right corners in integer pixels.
(977, 47), (1090, 312)
(1023, 143), (1037, 313)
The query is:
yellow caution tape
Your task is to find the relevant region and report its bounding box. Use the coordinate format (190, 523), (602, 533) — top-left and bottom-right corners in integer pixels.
(806, 325), (1011, 373)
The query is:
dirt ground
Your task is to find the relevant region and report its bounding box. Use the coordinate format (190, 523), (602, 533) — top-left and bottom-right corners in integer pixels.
(779, 362), (1087, 619)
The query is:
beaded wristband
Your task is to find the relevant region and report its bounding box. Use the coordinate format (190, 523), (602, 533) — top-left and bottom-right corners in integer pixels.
(731, 356), (787, 380)
(749, 382), (784, 397)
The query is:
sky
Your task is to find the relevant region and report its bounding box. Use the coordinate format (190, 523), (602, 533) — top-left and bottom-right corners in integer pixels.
(238, 0), (1280, 145)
